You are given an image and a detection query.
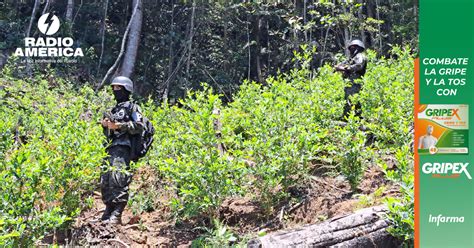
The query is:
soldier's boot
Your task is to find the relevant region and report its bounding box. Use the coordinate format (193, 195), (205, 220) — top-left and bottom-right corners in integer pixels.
(107, 202), (127, 225)
(101, 203), (114, 221)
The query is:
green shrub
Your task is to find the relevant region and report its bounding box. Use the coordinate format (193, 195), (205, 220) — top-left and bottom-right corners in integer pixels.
(383, 146), (414, 245)
(0, 76), (108, 246)
(335, 113), (368, 191)
(358, 47), (414, 149)
(145, 87), (248, 218)
(191, 219), (247, 248)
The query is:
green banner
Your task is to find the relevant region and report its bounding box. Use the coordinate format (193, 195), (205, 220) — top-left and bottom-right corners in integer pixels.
(418, 0), (474, 247)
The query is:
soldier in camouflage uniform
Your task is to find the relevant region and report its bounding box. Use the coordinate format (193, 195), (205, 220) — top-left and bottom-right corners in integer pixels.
(100, 76), (144, 224)
(335, 39), (367, 118)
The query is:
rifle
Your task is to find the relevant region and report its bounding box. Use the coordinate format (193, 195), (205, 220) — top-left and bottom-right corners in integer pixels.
(98, 111), (114, 136)
(334, 60), (351, 78)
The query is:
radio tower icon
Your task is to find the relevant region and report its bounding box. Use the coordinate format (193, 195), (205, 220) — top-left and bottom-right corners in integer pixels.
(37, 13), (60, 35)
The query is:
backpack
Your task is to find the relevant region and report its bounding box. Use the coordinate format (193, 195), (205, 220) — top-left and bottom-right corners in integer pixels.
(129, 103), (155, 162)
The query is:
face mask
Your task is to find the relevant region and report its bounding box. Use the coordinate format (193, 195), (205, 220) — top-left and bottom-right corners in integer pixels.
(350, 46), (362, 57)
(113, 89), (130, 102)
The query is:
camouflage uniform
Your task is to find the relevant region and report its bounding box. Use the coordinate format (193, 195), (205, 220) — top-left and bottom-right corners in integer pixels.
(100, 76), (144, 223)
(336, 40), (367, 118)
(101, 101), (143, 205)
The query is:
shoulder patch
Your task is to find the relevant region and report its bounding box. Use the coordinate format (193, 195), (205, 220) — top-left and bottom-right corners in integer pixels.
(132, 111), (142, 122)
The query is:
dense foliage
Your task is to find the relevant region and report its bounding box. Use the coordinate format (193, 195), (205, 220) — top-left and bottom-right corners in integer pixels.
(0, 0), (417, 100)
(0, 74), (109, 246)
(0, 46), (414, 246)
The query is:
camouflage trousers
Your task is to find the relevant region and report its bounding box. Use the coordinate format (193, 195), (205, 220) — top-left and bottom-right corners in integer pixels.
(100, 145), (132, 205)
(343, 82), (362, 118)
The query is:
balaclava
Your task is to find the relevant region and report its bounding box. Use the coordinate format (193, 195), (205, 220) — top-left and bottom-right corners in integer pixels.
(113, 88), (130, 103)
(349, 46), (360, 57)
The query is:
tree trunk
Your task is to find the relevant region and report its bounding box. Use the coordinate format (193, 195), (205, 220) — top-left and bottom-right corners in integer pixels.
(365, 0), (375, 48)
(248, 206), (401, 248)
(97, 0), (109, 76)
(96, 0), (140, 91)
(163, 0), (175, 100)
(246, 15), (251, 81)
(343, 27), (350, 56)
(319, 26), (331, 67)
(26, 0), (40, 36)
(250, 14), (263, 83)
(375, 0), (383, 52)
(357, 0), (366, 45)
(66, 0), (74, 22)
(303, 0), (307, 42)
(342, 2), (351, 57)
(71, 0), (83, 27)
(223, 9), (229, 73)
(184, 1), (196, 88)
(120, 0), (143, 78)
(41, 0), (52, 15)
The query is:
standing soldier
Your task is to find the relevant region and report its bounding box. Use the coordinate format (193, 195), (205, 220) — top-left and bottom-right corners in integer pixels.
(335, 39), (367, 118)
(100, 76), (144, 224)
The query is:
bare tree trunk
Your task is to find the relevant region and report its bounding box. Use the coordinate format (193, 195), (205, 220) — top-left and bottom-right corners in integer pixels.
(375, 0), (383, 52)
(223, 10), (229, 73)
(120, 0), (143, 78)
(250, 15), (263, 83)
(71, 0), (83, 28)
(365, 0), (375, 48)
(97, 0), (109, 76)
(248, 206), (401, 248)
(343, 28), (350, 56)
(256, 17), (263, 83)
(41, 0), (52, 15)
(320, 27), (331, 66)
(246, 15), (251, 81)
(96, 0), (140, 91)
(26, 0), (40, 37)
(66, 0), (74, 22)
(342, 2), (351, 57)
(163, 1), (175, 100)
(357, 0), (366, 45)
(184, 1), (196, 88)
(266, 18), (270, 70)
(303, 0), (307, 42)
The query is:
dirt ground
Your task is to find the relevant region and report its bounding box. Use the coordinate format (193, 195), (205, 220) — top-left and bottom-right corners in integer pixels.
(39, 162), (399, 247)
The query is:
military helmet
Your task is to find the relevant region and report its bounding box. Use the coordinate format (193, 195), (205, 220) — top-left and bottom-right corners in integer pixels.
(347, 39), (365, 50)
(111, 76), (133, 93)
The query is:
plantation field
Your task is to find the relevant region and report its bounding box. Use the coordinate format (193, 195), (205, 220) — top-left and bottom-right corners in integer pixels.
(0, 48), (414, 247)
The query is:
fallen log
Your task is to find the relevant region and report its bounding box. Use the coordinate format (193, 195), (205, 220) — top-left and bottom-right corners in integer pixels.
(248, 206), (401, 248)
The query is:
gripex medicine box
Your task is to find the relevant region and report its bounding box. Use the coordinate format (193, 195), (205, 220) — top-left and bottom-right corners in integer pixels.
(417, 104), (469, 155)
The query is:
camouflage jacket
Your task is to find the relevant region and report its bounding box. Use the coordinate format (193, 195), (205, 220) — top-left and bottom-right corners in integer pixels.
(339, 52), (367, 81)
(103, 100), (144, 148)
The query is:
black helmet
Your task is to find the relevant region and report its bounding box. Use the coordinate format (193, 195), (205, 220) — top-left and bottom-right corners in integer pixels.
(347, 39), (365, 50)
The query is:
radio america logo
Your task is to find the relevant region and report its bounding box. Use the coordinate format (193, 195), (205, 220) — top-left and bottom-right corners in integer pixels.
(37, 12), (60, 35)
(422, 162), (471, 179)
(14, 13), (84, 59)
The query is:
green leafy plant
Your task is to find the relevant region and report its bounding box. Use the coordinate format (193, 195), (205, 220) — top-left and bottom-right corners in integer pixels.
(355, 186), (386, 209)
(382, 146), (414, 246)
(129, 190), (156, 215)
(334, 112), (368, 191)
(0, 74), (108, 246)
(191, 219), (246, 248)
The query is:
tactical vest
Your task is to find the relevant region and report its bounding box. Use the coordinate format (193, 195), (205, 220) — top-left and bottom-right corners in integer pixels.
(108, 101), (134, 147)
(344, 53), (367, 81)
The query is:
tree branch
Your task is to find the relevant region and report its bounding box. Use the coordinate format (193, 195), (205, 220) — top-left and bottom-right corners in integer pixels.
(96, 0), (140, 91)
